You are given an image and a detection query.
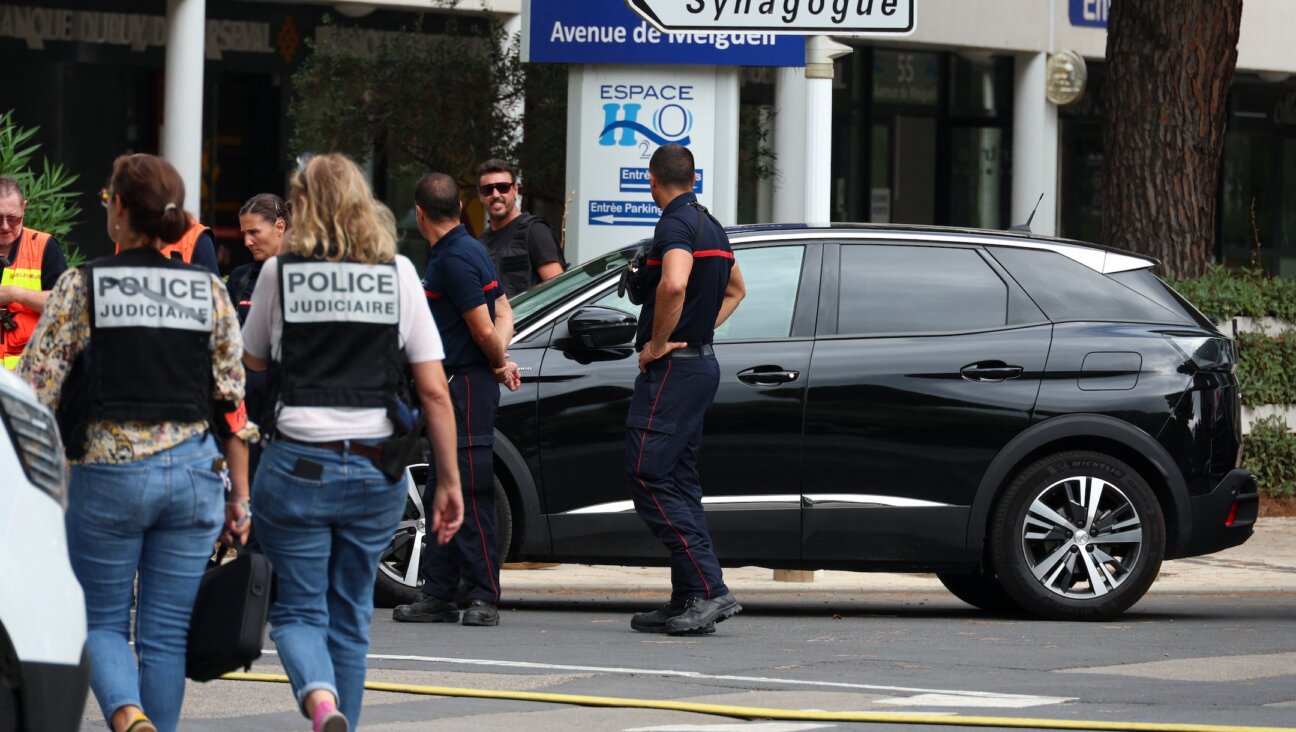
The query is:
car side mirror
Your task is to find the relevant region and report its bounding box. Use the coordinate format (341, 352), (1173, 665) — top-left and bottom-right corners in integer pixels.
(567, 306), (637, 348)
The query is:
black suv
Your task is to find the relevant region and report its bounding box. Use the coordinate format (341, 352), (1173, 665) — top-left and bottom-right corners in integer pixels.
(378, 224), (1258, 621)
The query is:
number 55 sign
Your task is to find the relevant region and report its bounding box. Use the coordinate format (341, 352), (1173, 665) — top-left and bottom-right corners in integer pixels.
(625, 0), (915, 35)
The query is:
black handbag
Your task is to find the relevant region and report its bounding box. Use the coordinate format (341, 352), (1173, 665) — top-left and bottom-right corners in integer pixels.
(186, 540), (274, 681)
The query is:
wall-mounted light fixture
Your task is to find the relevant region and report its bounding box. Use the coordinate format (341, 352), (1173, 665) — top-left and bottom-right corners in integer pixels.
(1045, 50), (1088, 106)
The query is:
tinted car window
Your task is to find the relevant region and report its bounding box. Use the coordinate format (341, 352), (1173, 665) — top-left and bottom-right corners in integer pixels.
(990, 247), (1190, 324)
(597, 245), (805, 340)
(513, 249), (631, 326)
(715, 246), (803, 340)
(837, 244), (1008, 335)
(1108, 269), (1213, 329)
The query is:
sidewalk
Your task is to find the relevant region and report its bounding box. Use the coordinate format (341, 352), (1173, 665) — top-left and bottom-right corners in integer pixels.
(500, 517), (1296, 598)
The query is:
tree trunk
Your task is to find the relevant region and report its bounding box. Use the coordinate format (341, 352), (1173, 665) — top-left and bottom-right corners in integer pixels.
(1101, 0), (1242, 278)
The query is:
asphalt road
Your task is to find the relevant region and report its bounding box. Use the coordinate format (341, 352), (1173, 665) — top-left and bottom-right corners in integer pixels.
(81, 589), (1296, 732)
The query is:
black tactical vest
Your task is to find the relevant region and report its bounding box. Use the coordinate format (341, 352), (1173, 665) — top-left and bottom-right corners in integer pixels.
(74, 249), (214, 426)
(274, 254), (403, 409)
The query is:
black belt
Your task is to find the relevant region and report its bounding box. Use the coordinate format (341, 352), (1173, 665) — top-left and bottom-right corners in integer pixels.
(278, 437), (383, 461)
(667, 344), (714, 360)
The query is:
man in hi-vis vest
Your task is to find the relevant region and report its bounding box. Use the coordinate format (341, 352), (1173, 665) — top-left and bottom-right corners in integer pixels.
(0, 176), (69, 369)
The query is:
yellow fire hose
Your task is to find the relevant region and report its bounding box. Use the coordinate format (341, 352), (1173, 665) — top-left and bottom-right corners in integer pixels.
(222, 671), (1296, 732)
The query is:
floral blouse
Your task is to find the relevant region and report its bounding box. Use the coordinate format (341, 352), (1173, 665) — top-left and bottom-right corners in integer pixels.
(17, 267), (257, 464)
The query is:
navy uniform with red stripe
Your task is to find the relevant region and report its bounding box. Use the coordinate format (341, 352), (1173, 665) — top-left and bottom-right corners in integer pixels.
(417, 223), (504, 607)
(627, 189), (742, 635)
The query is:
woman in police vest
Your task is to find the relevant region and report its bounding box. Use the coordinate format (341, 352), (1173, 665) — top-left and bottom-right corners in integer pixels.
(18, 153), (253, 732)
(241, 153), (462, 732)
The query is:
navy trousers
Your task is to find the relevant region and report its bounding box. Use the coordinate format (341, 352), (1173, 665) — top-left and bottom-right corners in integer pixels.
(419, 365), (501, 604)
(625, 353), (728, 604)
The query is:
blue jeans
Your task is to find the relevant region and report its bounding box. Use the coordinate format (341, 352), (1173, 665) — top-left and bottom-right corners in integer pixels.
(66, 434), (224, 732)
(252, 439), (408, 727)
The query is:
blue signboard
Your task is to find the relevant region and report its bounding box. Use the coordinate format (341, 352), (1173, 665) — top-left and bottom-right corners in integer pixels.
(589, 199), (660, 226)
(619, 167), (703, 194)
(1068, 0), (1109, 28)
(524, 0), (805, 66)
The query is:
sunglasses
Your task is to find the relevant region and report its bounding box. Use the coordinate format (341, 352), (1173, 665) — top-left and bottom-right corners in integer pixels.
(478, 182), (515, 196)
(0, 214), (21, 227)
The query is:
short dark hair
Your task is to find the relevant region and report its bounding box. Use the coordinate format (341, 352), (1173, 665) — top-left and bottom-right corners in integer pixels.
(475, 158), (518, 184)
(649, 144), (695, 189)
(0, 176), (22, 203)
(414, 173), (461, 222)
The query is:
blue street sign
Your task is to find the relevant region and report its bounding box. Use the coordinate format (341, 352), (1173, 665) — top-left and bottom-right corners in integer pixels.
(1068, 0), (1109, 28)
(525, 0), (805, 66)
(589, 199), (660, 226)
(619, 168), (704, 194)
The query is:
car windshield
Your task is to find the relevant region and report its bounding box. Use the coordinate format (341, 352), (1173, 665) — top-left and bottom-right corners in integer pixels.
(511, 247), (634, 326)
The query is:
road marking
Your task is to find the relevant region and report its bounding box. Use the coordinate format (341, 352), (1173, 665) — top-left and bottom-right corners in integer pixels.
(294, 650), (1071, 708)
(625, 724), (835, 731)
(1057, 651), (1296, 682)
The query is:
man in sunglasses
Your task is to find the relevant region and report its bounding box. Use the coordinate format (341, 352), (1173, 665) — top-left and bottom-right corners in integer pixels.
(0, 176), (68, 370)
(476, 159), (565, 298)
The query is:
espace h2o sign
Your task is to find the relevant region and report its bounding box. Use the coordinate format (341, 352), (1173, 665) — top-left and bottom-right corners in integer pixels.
(625, 0), (915, 35)
(599, 83), (694, 150)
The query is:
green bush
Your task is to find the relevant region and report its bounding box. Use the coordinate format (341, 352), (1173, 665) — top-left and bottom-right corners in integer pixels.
(1236, 332), (1296, 407)
(1166, 264), (1296, 322)
(1245, 415), (1296, 499)
(0, 109), (84, 267)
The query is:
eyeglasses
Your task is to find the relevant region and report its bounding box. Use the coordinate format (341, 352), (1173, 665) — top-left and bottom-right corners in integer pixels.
(478, 182), (515, 196)
(0, 215), (21, 227)
(99, 187), (111, 209)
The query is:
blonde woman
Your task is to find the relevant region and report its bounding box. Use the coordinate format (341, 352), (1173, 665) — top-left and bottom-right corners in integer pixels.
(241, 153), (462, 732)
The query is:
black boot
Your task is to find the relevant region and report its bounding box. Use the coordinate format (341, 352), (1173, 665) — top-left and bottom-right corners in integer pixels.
(392, 595), (459, 623)
(462, 599), (500, 626)
(631, 602), (715, 634)
(663, 593), (741, 636)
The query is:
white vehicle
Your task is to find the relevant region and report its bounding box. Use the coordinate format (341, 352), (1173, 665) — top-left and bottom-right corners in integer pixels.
(0, 368), (87, 731)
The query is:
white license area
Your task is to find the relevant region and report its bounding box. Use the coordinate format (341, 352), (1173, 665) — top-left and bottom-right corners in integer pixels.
(281, 261), (399, 325)
(93, 267), (212, 332)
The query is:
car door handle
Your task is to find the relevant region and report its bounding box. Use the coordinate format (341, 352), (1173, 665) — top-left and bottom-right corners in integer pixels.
(960, 361), (1024, 382)
(737, 366), (800, 386)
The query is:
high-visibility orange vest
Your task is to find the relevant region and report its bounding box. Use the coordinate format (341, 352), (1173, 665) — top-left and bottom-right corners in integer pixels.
(1, 228), (52, 370)
(114, 218), (210, 263)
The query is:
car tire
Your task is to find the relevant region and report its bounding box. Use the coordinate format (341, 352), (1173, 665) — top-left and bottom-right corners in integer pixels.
(936, 571), (1021, 614)
(990, 450), (1165, 621)
(374, 465), (513, 609)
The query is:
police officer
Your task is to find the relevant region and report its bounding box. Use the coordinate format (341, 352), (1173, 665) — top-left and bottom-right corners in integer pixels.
(0, 175), (69, 369)
(627, 144), (746, 636)
(242, 153), (462, 729)
(393, 172), (520, 627)
(18, 153), (251, 732)
(477, 158), (564, 298)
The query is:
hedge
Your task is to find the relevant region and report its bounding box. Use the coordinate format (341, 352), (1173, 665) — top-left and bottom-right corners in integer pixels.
(1166, 265), (1296, 322)
(1246, 415), (1296, 499)
(1236, 332), (1296, 407)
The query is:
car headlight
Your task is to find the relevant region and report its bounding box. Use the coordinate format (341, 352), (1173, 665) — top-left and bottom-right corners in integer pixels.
(0, 391), (68, 507)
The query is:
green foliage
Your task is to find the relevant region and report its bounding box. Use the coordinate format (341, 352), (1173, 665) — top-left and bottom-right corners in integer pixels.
(289, 12), (519, 191)
(1165, 264), (1296, 321)
(1236, 332), (1296, 407)
(0, 110), (84, 266)
(1245, 415), (1296, 499)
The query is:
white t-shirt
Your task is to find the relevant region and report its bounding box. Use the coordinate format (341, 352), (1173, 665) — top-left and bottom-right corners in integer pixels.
(242, 254), (444, 441)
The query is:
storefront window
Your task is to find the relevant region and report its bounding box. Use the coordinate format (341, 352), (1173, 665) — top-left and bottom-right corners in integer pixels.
(831, 48), (1011, 229)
